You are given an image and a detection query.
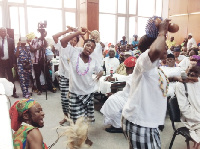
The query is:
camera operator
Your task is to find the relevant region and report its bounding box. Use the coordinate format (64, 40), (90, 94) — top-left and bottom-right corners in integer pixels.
(30, 29), (56, 95)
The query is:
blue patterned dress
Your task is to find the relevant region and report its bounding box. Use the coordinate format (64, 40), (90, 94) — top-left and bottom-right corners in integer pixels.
(15, 46), (32, 97)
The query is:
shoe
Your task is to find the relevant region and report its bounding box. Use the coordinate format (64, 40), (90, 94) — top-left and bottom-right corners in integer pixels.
(105, 126), (123, 133)
(12, 93), (19, 98)
(50, 88), (57, 93)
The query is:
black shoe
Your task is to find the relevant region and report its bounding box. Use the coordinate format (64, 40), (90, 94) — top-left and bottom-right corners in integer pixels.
(12, 93), (19, 98)
(105, 127), (123, 133)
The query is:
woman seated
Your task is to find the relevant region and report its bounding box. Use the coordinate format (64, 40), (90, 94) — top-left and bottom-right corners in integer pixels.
(100, 56), (136, 133)
(176, 55), (200, 143)
(103, 48), (120, 75)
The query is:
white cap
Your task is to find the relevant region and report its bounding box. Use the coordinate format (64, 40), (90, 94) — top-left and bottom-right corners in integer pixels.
(188, 33), (192, 36)
(21, 37), (27, 43)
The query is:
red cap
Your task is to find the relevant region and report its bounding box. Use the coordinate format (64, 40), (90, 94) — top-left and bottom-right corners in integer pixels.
(124, 56), (136, 67)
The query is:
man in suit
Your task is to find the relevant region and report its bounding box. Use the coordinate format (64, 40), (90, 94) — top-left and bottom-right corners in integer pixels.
(0, 27), (19, 98)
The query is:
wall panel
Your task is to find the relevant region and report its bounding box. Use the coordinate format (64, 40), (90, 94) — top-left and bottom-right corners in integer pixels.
(168, 15), (188, 44)
(169, 0), (188, 16)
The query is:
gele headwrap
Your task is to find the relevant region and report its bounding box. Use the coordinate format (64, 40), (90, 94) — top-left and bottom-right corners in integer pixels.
(89, 30), (100, 43)
(9, 98), (38, 131)
(124, 56), (137, 67)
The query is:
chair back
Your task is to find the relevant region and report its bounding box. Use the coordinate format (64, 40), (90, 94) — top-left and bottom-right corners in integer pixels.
(168, 96), (181, 123)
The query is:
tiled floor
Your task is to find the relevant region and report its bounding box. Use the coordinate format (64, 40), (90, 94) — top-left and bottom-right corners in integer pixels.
(8, 82), (194, 149)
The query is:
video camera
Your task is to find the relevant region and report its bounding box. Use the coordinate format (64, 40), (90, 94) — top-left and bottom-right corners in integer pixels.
(37, 21), (47, 33)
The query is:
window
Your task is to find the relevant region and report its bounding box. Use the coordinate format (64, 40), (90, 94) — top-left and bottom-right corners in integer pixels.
(8, 0), (24, 3)
(138, 0), (155, 17)
(117, 17), (125, 42)
(138, 17), (148, 37)
(64, 0), (76, 8)
(156, 0), (162, 16)
(27, 0), (61, 8)
(27, 7), (62, 38)
(118, 0), (126, 14)
(65, 12), (76, 28)
(99, 0), (116, 13)
(99, 14), (116, 44)
(129, 17), (136, 43)
(129, 0), (137, 14)
(10, 7), (19, 35)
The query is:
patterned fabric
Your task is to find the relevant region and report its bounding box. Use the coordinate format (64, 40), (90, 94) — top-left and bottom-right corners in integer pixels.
(16, 99), (37, 114)
(14, 46), (32, 97)
(59, 76), (69, 114)
(68, 92), (94, 122)
(122, 117), (161, 149)
(116, 63), (127, 75)
(13, 124), (48, 149)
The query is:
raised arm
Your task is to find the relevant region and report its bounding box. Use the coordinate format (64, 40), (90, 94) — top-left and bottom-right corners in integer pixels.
(52, 28), (73, 44)
(148, 19), (171, 62)
(60, 28), (87, 48)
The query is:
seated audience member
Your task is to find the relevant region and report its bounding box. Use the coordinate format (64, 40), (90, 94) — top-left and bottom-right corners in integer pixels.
(173, 46), (186, 64)
(160, 54), (181, 97)
(187, 33), (197, 50)
(175, 55), (200, 143)
(9, 99), (47, 149)
(166, 36), (176, 49)
(131, 35), (139, 49)
(167, 45), (174, 54)
(100, 56), (136, 133)
(104, 48), (120, 75)
(178, 48), (199, 71)
(120, 36), (127, 45)
(181, 38), (188, 48)
(116, 52), (132, 75)
(180, 46), (187, 56)
(105, 44), (119, 58)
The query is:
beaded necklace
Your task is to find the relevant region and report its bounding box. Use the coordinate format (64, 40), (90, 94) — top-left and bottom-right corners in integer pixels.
(76, 53), (91, 76)
(158, 67), (169, 97)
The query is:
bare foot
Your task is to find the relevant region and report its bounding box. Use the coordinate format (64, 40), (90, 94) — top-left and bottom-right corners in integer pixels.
(59, 118), (67, 125)
(85, 138), (93, 146)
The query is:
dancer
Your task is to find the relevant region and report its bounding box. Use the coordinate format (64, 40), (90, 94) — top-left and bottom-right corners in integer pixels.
(122, 17), (171, 149)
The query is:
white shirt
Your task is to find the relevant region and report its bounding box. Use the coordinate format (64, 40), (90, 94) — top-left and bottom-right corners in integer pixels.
(122, 49), (168, 128)
(176, 79), (200, 142)
(90, 42), (103, 67)
(104, 57), (120, 75)
(0, 37), (9, 60)
(178, 57), (190, 71)
(160, 66), (181, 97)
(67, 47), (102, 95)
(54, 41), (82, 78)
(178, 55), (186, 61)
(187, 37), (197, 50)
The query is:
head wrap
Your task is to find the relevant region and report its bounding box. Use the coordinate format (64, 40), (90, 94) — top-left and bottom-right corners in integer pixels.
(145, 16), (163, 38)
(188, 33), (192, 36)
(9, 99), (38, 131)
(190, 55), (200, 66)
(89, 30), (100, 43)
(124, 56), (136, 67)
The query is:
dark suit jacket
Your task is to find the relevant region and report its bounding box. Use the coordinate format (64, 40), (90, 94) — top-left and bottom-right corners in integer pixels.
(0, 37), (16, 67)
